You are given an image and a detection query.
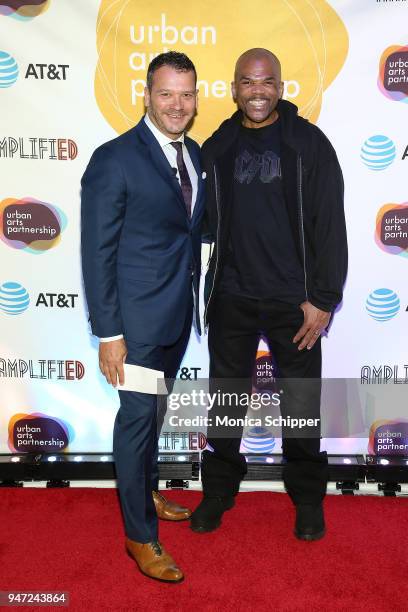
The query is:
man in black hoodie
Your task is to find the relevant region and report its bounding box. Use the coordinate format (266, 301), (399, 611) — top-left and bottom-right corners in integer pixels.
(191, 48), (347, 540)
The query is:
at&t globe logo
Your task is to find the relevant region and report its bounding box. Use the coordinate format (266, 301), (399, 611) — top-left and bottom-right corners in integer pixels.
(361, 135), (396, 171)
(366, 288), (400, 322)
(242, 426), (275, 453)
(0, 281), (30, 315)
(0, 50), (18, 88)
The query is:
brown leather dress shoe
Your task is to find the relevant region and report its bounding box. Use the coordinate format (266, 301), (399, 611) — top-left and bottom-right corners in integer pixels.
(126, 538), (184, 583)
(152, 490), (192, 521)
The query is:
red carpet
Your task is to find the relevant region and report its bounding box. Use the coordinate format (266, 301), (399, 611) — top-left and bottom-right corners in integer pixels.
(1, 489), (407, 611)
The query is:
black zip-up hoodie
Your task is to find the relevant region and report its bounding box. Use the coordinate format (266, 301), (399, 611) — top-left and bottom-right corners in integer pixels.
(202, 99), (348, 325)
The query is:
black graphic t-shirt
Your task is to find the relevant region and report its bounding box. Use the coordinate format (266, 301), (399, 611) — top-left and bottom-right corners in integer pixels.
(219, 119), (305, 303)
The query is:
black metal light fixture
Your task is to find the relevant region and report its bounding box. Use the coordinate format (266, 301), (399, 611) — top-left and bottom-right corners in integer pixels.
(0, 452), (200, 487)
(243, 454), (285, 480)
(242, 454), (366, 493)
(328, 454), (366, 494)
(366, 455), (408, 496)
(1, 453), (408, 494)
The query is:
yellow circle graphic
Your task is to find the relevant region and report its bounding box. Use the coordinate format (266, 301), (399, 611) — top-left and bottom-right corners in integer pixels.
(95, 0), (348, 142)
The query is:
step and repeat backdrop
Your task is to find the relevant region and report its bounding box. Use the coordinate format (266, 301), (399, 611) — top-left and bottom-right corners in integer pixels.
(0, 0), (407, 457)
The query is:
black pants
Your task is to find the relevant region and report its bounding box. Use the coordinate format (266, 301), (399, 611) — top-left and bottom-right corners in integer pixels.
(202, 294), (328, 506)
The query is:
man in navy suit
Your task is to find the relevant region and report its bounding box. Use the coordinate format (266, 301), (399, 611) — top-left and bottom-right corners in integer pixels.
(81, 52), (205, 583)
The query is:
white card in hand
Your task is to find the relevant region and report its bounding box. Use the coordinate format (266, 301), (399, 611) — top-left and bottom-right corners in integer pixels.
(117, 363), (164, 394)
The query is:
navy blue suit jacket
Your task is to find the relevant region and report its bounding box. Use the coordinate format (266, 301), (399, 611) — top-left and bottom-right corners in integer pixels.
(81, 118), (205, 345)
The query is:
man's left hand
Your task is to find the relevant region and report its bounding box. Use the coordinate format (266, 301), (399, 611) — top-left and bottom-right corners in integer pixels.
(293, 301), (331, 351)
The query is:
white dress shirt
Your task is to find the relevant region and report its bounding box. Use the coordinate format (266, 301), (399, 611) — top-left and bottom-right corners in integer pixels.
(100, 114), (198, 343)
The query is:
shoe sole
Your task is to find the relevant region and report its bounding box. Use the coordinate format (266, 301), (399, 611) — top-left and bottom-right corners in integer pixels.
(190, 519), (221, 533)
(189, 498), (235, 533)
(157, 515), (192, 522)
(294, 528), (326, 542)
(126, 550), (184, 583)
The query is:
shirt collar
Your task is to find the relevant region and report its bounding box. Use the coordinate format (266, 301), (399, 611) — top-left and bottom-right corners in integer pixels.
(144, 113), (185, 149)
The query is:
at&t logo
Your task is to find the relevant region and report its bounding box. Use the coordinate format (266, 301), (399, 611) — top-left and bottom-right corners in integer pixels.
(0, 50), (18, 88)
(361, 135), (396, 171)
(0, 281), (79, 315)
(0, 281), (29, 315)
(25, 63), (69, 80)
(366, 288), (400, 322)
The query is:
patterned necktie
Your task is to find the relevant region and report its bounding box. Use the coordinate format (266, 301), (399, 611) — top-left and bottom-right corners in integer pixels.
(170, 141), (192, 217)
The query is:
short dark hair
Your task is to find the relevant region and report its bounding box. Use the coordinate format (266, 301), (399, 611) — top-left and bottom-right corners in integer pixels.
(146, 51), (197, 91)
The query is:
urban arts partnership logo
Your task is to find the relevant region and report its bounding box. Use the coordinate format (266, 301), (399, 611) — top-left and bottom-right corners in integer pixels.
(0, 1), (50, 20)
(378, 44), (408, 103)
(241, 350), (277, 454)
(0, 50), (18, 88)
(0, 197), (67, 252)
(366, 288), (400, 321)
(8, 413), (73, 453)
(252, 350), (278, 392)
(360, 135), (396, 170)
(375, 203), (408, 258)
(0, 281), (29, 315)
(368, 420), (408, 456)
(94, 0), (348, 140)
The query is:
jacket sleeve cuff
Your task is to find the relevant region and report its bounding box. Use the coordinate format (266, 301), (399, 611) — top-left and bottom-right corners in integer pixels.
(308, 296), (334, 314)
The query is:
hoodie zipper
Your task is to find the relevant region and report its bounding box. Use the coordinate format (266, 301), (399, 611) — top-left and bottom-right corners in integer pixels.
(297, 154), (309, 302)
(204, 163), (221, 327)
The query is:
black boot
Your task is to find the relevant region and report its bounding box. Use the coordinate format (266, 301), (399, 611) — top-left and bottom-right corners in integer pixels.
(190, 496), (235, 533)
(294, 503), (325, 541)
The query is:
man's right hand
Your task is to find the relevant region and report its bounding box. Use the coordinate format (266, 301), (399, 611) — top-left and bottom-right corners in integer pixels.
(99, 338), (127, 387)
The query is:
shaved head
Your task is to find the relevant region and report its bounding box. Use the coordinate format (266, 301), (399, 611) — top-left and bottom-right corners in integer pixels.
(232, 48), (284, 129)
(234, 48), (281, 82)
